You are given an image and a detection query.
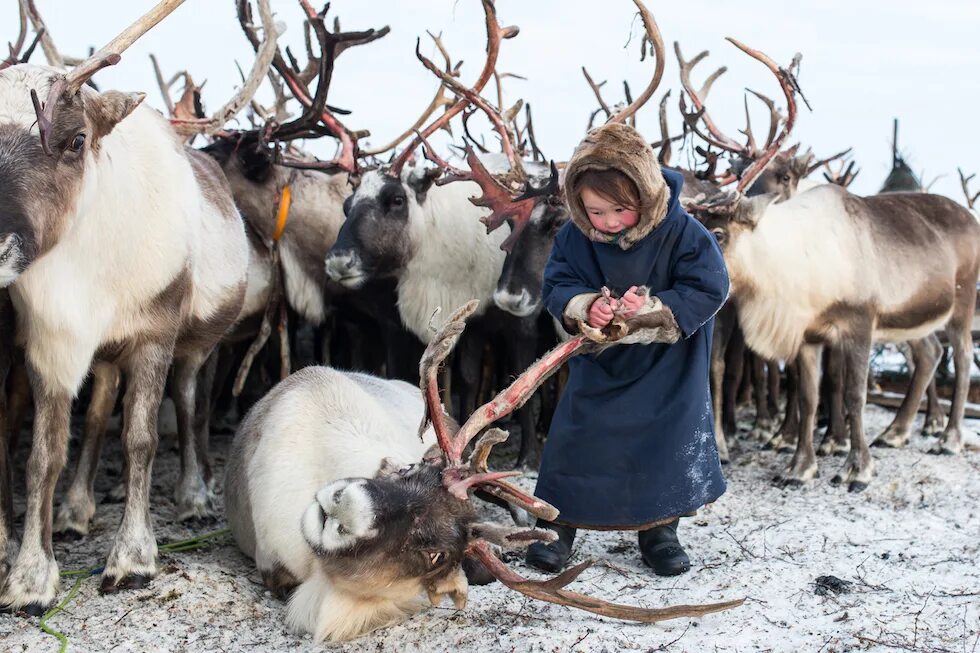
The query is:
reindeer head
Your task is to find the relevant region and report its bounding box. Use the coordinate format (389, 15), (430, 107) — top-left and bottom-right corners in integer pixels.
(300, 464), (477, 605)
(0, 65), (145, 286)
(324, 166), (439, 289)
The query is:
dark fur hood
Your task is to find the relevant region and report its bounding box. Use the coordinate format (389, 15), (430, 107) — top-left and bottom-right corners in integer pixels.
(563, 122), (671, 250)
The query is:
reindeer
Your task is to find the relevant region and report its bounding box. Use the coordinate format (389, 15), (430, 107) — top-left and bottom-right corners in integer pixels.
(225, 300), (743, 642)
(0, 0), (258, 611)
(325, 1), (552, 468)
(688, 45), (980, 491)
(45, 1), (392, 541)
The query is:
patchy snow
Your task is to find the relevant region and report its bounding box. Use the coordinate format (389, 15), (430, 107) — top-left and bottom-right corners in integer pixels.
(2, 405), (978, 653)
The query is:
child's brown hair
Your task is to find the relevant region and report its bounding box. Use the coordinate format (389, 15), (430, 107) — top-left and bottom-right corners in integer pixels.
(572, 169), (642, 210)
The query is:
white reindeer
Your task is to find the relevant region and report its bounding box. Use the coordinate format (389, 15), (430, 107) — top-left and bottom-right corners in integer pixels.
(0, 2), (254, 610)
(225, 301), (743, 642)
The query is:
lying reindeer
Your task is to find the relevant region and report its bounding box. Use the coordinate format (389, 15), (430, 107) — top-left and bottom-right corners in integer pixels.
(225, 301), (743, 642)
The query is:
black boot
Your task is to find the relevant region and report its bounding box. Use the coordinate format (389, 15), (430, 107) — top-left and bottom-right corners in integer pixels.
(525, 521), (576, 573)
(638, 519), (690, 576)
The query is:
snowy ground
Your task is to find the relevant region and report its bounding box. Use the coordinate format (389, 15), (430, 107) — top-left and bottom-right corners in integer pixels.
(1, 404), (978, 653)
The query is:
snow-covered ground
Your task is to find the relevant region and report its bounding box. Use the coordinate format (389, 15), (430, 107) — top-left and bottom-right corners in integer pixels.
(2, 404), (978, 653)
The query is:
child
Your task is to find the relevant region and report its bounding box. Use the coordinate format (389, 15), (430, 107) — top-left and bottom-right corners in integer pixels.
(525, 122), (730, 577)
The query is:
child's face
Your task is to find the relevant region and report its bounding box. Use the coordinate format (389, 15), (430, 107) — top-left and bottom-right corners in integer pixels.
(581, 188), (640, 235)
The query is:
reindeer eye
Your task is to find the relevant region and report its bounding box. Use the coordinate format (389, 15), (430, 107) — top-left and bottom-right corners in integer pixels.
(69, 133), (86, 152)
(390, 195), (406, 208)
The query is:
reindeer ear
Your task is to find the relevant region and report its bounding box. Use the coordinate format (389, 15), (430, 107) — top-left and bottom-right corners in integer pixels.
(734, 193), (778, 227)
(406, 166), (443, 202)
(84, 90), (145, 142)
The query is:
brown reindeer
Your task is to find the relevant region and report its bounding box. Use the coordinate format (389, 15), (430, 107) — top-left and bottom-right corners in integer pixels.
(688, 55), (979, 490)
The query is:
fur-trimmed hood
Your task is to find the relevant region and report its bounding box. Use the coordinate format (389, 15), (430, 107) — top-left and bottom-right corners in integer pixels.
(563, 122), (671, 250)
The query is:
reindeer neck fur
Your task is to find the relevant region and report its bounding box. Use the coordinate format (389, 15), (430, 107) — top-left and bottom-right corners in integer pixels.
(7, 73), (246, 394)
(398, 178), (508, 342)
(226, 162), (350, 324)
(287, 567), (425, 643)
(728, 185), (865, 359)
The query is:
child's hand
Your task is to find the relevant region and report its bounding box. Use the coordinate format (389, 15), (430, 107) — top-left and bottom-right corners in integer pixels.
(588, 296), (616, 328)
(620, 286), (646, 318)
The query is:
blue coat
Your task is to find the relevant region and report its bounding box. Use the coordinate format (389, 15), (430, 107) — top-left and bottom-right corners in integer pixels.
(535, 169), (730, 529)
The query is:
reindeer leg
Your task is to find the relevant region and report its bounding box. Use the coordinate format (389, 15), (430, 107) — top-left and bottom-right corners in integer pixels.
(511, 330), (540, 470)
(749, 351), (776, 441)
(0, 376), (71, 614)
(5, 357), (29, 458)
(769, 360), (799, 451)
(777, 344), (820, 487)
(832, 330), (874, 492)
(54, 362), (121, 539)
(818, 344), (849, 456)
(766, 359), (780, 417)
(194, 353), (218, 497)
(875, 337), (940, 449)
(722, 324), (745, 436)
(100, 340), (172, 592)
(0, 354), (13, 582)
(172, 351), (217, 522)
(921, 334), (945, 436)
(710, 305), (734, 461)
(933, 288), (975, 455)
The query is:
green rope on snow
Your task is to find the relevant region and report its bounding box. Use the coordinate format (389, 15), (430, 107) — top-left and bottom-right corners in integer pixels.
(37, 527), (231, 652)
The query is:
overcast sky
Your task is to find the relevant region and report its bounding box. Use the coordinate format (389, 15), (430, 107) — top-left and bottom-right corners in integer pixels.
(5, 1), (979, 203)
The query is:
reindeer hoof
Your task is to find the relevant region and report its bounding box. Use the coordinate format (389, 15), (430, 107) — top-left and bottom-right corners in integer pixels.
(99, 573), (152, 594)
(21, 602), (48, 617)
(53, 528), (86, 543)
(848, 481), (868, 493)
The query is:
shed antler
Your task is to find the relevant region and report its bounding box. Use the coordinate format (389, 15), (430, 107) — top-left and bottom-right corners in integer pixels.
(31, 0), (188, 156)
(417, 302), (746, 623)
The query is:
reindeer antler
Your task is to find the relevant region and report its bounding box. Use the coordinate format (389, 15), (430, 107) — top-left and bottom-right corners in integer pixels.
(606, 0), (664, 125)
(960, 168), (979, 209)
(31, 0), (188, 156)
(467, 541), (744, 623)
(416, 300), (746, 623)
(389, 0), (517, 178)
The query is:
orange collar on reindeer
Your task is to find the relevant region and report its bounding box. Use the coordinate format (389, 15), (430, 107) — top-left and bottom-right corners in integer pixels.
(273, 184), (292, 243)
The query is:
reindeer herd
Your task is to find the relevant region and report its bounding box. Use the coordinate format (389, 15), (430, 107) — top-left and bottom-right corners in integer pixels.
(0, 0), (976, 643)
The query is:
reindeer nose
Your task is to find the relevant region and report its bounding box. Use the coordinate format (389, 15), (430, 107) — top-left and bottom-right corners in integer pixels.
(324, 250), (362, 282)
(493, 288), (537, 317)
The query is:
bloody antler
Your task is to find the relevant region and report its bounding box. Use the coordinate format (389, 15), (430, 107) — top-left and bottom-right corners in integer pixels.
(417, 301), (745, 622)
(389, 0), (517, 178)
(467, 541), (744, 623)
(31, 0), (187, 156)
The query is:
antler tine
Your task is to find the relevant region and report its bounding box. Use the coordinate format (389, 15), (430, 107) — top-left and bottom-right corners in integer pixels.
(0, 0), (28, 71)
(656, 90), (672, 165)
(390, 0), (514, 177)
(745, 89), (780, 152)
(806, 147), (852, 176)
(24, 0), (64, 68)
(674, 41), (743, 154)
(362, 31), (458, 156)
(582, 67), (612, 120)
(725, 38), (801, 193)
(169, 0), (279, 138)
(524, 102), (546, 162)
(31, 0), (188, 156)
(607, 0), (664, 125)
(467, 541), (745, 623)
(149, 53), (176, 117)
(959, 168), (979, 209)
(418, 300), (481, 463)
(740, 94), (757, 157)
(415, 38), (526, 183)
(448, 335), (591, 464)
